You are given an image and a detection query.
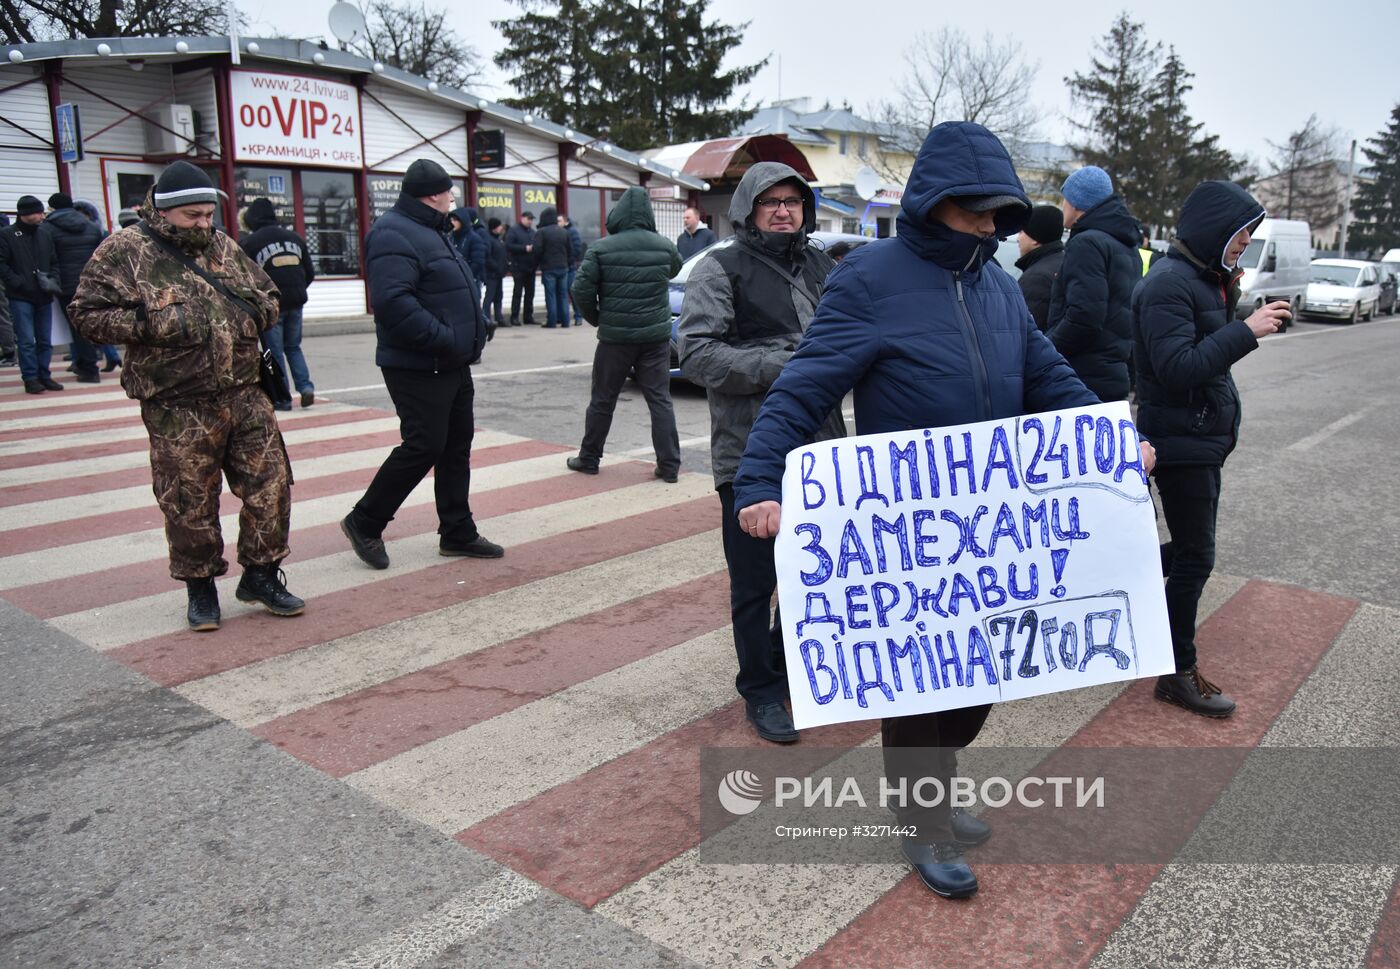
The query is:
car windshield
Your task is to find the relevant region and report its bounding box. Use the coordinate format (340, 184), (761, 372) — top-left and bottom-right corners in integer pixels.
(1310, 265), (1361, 287)
(1238, 240), (1264, 269)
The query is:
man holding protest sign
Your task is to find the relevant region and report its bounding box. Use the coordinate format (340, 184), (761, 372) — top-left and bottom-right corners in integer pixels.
(731, 122), (1155, 900)
(677, 161), (846, 745)
(1133, 181), (1288, 718)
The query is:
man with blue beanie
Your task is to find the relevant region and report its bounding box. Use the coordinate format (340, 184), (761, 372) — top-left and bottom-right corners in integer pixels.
(731, 123), (1155, 901)
(1046, 165), (1140, 402)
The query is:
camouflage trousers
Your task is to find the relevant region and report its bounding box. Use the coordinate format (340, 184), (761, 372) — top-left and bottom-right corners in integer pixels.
(140, 384), (293, 581)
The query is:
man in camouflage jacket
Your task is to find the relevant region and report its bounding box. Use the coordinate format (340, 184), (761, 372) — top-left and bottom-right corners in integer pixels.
(69, 161), (305, 632)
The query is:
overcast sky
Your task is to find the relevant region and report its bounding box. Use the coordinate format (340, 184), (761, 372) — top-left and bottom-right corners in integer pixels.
(246, 0), (1399, 169)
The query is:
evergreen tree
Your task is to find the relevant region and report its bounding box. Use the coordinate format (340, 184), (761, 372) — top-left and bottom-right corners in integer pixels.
(493, 0), (764, 150)
(1352, 104), (1400, 253)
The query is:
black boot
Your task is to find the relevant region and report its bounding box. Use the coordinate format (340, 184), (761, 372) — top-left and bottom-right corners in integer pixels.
(235, 564), (305, 616)
(900, 838), (979, 899)
(186, 577), (221, 632)
(1155, 665), (1236, 718)
(951, 806), (992, 847)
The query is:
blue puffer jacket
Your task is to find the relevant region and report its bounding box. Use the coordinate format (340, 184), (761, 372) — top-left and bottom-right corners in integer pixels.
(367, 193), (486, 371)
(732, 121), (1097, 511)
(1132, 180), (1264, 467)
(450, 206), (487, 282)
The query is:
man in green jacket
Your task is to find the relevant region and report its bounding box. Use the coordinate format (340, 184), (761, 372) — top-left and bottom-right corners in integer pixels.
(567, 187), (683, 481)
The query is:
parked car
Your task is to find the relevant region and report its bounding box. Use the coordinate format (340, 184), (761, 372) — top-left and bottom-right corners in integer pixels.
(1374, 261), (1398, 316)
(1303, 259), (1382, 324)
(1235, 218), (1311, 330)
(667, 231), (874, 380)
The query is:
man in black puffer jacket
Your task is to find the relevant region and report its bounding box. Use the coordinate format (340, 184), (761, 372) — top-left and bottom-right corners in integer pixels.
(1134, 180), (1290, 718)
(341, 159), (502, 570)
(1015, 204), (1064, 331)
(240, 197), (316, 408)
(1046, 166), (1140, 401)
(45, 192), (105, 382)
(534, 205), (572, 327)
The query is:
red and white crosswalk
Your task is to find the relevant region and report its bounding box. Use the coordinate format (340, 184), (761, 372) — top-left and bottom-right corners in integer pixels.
(2, 368), (1396, 969)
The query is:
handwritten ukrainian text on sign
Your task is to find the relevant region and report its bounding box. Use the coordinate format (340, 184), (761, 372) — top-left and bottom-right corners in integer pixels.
(230, 70), (362, 169)
(775, 401), (1173, 729)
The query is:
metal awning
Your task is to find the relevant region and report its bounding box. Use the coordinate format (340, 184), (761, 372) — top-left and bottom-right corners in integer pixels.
(674, 135), (817, 182)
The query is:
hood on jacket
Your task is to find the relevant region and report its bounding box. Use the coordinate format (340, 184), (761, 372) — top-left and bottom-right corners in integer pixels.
(245, 198), (279, 230)
(1173, 181), (1264, 273)
(450, 205), (474, 228)
(606, 186), (657, 234)
(45, 207), (94, 235)
(538, 206), (558, 226)
(895, 121), (1030, 270)
(1069, 194), (1141, 248)
(727, 162), (816, 257)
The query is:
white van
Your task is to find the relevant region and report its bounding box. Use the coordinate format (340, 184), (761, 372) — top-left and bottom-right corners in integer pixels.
(1236, 219), (1311, 330)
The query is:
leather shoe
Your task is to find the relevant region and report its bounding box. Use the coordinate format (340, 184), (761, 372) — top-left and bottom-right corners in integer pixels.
(746, 701), (799, 743)
(440, 534), (505, 558)
(341, 512), (389, 570)
(186, 577), (221, 631)
(236, 564), (305, 616)
(655, 467), (679, 483)
(301, 390), (315, 408)
(566, 456), (599, 475)
(951, 807), (992, 847)
(40, 377), (64, 391)
(1154, 665), (1236, 718)
(75, 373), (100, 383)
(102, 356), (120, 372)
(900, 838), (978, 898)
(23, 380), (44, 394)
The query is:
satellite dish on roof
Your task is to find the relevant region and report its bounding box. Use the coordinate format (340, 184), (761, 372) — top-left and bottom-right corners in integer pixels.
(854, 165), (881, 201)
(328, 1), (367, 45)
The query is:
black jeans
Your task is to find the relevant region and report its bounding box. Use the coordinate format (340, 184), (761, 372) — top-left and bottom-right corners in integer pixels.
(1154, 464), (1222, 671)
(510, 270), (536, 323)
(579, 339), (680, 475)
(483, 275), (504, 323)
(718, 482), (787, 706)
(354, 365), (478, 545)
(881, 704), (993, 843)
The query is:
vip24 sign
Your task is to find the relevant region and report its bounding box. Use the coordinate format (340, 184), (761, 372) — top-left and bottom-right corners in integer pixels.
(774, 401), (1173, 729)
(230, 70), (363, 169)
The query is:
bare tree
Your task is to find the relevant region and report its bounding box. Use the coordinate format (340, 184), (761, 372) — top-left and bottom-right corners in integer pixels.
(867, 27), (1039, 181)
(1263, 114), (1344, 228)
(3, 0), (229, 42)
(352, 0), (483, 91)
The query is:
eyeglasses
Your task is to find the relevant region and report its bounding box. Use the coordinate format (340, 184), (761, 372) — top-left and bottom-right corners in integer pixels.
(755, 196), (804, 211)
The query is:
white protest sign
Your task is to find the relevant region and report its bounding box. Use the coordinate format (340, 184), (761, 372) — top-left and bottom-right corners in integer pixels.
(230, 70), (363, 169)
(775, 401), (1173, 729)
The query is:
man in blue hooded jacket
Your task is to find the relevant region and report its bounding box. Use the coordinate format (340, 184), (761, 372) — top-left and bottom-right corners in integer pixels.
(1133, 181), (1288, 718)
(731, 122), (1154, 900)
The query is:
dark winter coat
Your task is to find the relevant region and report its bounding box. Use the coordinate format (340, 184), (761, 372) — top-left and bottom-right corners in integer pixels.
(730, 121), (1098, 511)
(45, 208), (104, 299)
(677, 224), (718, 261)
(677, 161), (846, 487)
(450, 206), (488, 282)
(240, 209), (315, 309)
(565, 222), (585, 269)
(365, 192), (487, 371)
(570, 187), (681, 344)
(0, 219), (58, 304)
(1045, 194), (1141, 401)
(1133, 180), (1265, 468)
(533, 206), (572, 272)
(484, 232), (508, 281)
(504, 220), (536, 273)
(1015, 240), (1064, 331)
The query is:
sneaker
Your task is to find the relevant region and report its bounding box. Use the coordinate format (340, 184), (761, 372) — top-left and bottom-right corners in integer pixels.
(235, 564), (305, 616)
(186, 577), (221, 632)
(440, 534), (505, 558)
(40, 377), (65, 391)
(566, 456), (599, 475)
(23, 380), (44, 394)
(745, 701), (799, 743)
(0, 353), (16, 367)
(1154, 665), (1236, 718)
(341, 512), (390, 569)
(301, 390), (315, 408)
(900, 838), (979, 898)
(654, 467), (679, 484)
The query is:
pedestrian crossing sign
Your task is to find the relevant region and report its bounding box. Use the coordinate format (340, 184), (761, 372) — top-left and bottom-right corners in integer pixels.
(56, 103), (83, 163)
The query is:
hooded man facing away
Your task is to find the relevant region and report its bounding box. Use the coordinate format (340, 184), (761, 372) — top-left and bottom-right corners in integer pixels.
(566, 187), (682, 481)
(730, 123), (1156, 901)
(677, 161), (847, 748)
(1133, 180), (1288, 719)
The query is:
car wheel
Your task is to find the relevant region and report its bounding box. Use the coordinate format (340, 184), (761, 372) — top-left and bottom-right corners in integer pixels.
(1348, 303), (1360, 325)
(1364, 301), (1374, 322)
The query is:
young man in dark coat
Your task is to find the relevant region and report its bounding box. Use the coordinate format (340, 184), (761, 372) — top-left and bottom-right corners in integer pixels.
(563, 212), (585, 324)
(505, 211), (537, 325)
(533, 205), (573, 328)
(1046, 166), (1141, 402)
(1133, 181), (1289, 718)
(483, 217), (508, 326)
(732, 122), (1154, 901)
(341, 159), (503, 570)
(1015, 203), (1065, 331)
(240, 197), (317, 409)
(677, 161), (847, 748)
(0, 195), (62, 393)
(45, 192), (105, 382)
(567, 187), (682, 480)
(449, 205), (487, 285)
